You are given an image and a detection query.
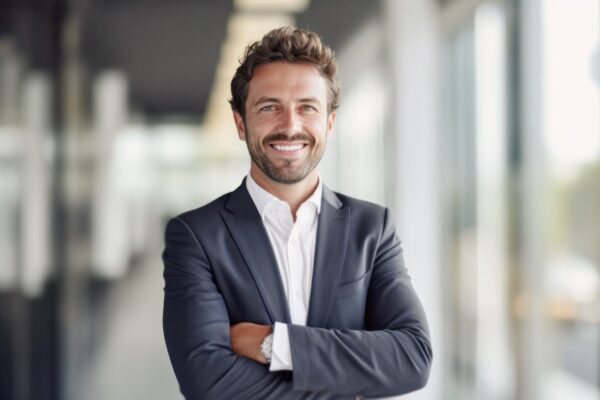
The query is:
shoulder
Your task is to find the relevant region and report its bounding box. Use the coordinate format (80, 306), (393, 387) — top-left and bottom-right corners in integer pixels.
(169, 191), (232, 230)
(330, 190), (392, 231)
(162, 190), (238, 251)
(333, 191), (388, 217)
(178, 192), (230, 219)
(329, 191), (401, 254)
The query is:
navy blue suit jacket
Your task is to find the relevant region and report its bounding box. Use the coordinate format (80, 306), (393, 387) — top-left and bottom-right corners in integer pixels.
(162, 179), (432, 399)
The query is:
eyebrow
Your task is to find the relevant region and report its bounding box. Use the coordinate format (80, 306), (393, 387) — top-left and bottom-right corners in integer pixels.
(252, 97), (280, 106)
(297, 97), (321, 104)
(252, 96), (323, 106)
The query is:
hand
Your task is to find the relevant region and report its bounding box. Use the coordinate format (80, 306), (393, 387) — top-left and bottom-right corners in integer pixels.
(230, 322), (273, 364)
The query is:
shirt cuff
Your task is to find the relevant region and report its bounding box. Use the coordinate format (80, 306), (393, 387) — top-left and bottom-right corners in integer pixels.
(269, 322), (293, 371)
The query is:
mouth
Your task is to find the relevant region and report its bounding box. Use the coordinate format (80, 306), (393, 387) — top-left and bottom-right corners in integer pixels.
(268, 143), (308, 154)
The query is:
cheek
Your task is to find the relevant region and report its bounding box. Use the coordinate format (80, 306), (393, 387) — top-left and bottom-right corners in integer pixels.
(246, 118), (274, 136)
(245, 128), (267, 146)
(309, 120), (330, 139)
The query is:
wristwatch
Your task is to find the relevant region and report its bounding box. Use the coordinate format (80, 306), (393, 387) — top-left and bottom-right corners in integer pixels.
(260, 333), (273, 363)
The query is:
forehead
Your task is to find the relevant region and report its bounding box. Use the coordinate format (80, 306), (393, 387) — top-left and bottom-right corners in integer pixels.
(247, 61), (329, 102)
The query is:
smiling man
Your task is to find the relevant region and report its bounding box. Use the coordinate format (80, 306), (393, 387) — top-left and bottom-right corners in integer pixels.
(162, 27), (432, 399)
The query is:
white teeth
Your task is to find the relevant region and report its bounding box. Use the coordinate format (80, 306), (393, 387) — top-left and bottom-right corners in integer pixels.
(272, 144), (304, 151)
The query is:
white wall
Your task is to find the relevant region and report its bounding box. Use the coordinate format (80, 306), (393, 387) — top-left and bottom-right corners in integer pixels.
(383, 0), (443, 399)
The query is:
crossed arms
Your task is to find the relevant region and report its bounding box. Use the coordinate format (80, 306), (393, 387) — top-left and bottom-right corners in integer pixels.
(162, 209), (432, 399)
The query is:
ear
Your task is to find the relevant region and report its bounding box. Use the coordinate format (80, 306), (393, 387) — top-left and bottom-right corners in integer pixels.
(326, 111), (337, 139)
(233, 111), (246, 141)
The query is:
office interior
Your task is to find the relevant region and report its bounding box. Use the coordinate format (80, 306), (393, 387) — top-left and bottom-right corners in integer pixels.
(0, 0), (598, 399)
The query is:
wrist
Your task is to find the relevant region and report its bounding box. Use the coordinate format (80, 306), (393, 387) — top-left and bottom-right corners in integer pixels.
(259, 326), (274, 364)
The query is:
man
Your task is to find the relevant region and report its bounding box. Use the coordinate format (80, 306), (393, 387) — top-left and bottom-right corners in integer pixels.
(162, 26), (431, 399)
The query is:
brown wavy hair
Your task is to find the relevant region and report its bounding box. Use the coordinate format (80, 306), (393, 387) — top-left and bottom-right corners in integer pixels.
(229, 26), (340, 119)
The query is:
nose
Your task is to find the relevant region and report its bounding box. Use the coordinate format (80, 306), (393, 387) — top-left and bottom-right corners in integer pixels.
(279, 107), (302, 136)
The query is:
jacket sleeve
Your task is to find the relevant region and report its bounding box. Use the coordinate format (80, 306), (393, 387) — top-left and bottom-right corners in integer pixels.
(162, 217), (340, 400)
(287, 208), (432, 398)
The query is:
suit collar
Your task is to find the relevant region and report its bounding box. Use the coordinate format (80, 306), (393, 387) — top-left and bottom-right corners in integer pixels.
(221, 179), (291, 324)
(321, 181), (343, 210)
(226, 176), (336, 215)
(245, 173), (324, 219)
(222, 178), (349, 327)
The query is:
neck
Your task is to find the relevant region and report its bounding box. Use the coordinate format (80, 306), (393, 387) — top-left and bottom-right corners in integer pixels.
(250, 164), (319, 219)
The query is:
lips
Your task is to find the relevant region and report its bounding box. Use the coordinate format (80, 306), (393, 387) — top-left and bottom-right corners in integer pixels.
(265, 133), (313, 152)
(270, 143), (306, 152)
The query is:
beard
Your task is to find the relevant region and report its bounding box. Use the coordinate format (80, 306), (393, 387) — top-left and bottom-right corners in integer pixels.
(245, 130), (326, 185)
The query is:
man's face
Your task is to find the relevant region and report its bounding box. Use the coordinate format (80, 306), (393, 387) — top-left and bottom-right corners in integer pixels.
(233, 61), (336, 185)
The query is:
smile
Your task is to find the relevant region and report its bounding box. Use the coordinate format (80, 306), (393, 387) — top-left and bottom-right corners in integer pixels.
(269, 144), (306, 152)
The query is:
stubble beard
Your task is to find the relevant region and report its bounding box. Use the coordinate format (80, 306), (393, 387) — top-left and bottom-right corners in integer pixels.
(245, 130), (326, 185)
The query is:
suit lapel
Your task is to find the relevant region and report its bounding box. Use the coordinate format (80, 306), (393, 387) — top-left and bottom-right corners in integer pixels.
(220, 179), (291, 324)
(306, 185), (350, 327)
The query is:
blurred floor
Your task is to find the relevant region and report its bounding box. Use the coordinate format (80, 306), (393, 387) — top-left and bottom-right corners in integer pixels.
(84, 248), (181, 400)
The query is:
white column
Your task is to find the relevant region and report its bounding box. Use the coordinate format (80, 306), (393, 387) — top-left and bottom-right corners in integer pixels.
(473, 3), (514, 399)
(519, 0), (547, 398)
(91, 71), (130, 279)
(20, 73), (53, 297)
(383, 0), (442, 399)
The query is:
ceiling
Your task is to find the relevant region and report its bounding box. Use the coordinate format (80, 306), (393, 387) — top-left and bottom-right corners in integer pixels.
(81, 0), (379, 119)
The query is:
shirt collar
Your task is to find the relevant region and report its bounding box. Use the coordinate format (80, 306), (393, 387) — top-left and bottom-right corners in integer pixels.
(246, 171), (322, 220)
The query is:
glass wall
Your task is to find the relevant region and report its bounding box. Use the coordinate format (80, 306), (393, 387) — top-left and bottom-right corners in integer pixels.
(534, 0), (599, 397)
(442, 2), (513, 399)
(442, 0), (600, 399)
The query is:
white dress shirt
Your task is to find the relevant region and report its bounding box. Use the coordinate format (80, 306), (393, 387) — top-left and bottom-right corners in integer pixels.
(246, 172), (322, 371)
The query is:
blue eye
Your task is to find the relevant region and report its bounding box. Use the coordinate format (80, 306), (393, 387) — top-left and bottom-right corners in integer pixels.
(260, 105), (276, 112)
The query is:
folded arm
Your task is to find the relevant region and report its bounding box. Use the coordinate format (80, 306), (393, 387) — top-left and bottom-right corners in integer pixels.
(230, 208), (432, 397)
(162, 217), (330, 399)
(164, 206), (432, 399)
(290, 208), (431, 397)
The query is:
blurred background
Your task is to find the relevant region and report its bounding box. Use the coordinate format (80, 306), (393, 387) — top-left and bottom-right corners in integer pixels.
(0, 0), (598, 399)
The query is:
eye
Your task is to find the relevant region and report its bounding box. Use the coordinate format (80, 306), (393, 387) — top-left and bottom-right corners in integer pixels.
(301, 104), (317, 112)
(260, 104), (277, 112)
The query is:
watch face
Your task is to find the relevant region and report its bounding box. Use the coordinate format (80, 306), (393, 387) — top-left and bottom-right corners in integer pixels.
(261, 333), (273, 361)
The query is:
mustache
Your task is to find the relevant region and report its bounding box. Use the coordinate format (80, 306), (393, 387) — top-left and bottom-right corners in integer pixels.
(264, 133), (314, 144)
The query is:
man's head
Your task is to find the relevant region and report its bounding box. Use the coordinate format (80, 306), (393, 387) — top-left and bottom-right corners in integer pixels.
(230, 26), (340, 120)
(230, 27), (340, 186)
